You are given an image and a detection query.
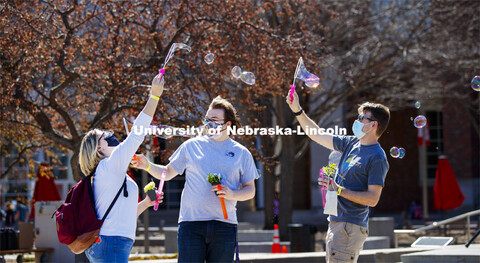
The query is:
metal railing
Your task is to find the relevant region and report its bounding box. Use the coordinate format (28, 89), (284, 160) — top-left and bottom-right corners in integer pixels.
(394, 209), (480, 247)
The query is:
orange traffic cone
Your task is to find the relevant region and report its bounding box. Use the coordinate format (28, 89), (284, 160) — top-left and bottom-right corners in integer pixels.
(271, 224), (281, 253)
(282, 245), (288, 253)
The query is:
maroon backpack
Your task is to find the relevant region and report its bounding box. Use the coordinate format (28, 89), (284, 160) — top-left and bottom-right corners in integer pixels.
(54, 169), (127, 254)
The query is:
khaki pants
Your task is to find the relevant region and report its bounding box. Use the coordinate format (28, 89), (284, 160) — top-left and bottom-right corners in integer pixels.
(326, 221), (368, 263)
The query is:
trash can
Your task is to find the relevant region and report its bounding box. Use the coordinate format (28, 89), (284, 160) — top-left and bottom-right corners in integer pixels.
(288, 224), (317, 252)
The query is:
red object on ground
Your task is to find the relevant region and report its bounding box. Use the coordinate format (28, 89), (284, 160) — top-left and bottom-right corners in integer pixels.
(271, 224), (281, 253)
(433, 156), (465, 210)
(282, 245), (288, 253)
(29, 163), (62, 219)
(217, 185), (228, 220)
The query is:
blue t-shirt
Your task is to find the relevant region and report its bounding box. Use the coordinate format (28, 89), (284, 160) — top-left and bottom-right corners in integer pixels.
(331, 135), (389, 227)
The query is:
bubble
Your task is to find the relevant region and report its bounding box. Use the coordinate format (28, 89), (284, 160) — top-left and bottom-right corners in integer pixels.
(163, 43), (191, 68)
(398, 148), (406, 159)
(231, 66), (242, 79)
(415, 101), (421, 109)
(294, 57), (320, 88)
(471, 76), (480, 92)
(414, 115), (427, 128)
(204, 52), (215, 64)
(240, 71), (255, 85)
(328, 151), (342, 166)
(305, 77), (320, 88)
(390, 147), (400, 158)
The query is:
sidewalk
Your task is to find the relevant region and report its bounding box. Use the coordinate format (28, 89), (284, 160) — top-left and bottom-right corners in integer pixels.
(128, 244), (480, 262)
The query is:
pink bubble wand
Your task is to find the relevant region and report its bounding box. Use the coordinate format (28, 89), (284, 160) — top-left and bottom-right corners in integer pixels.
(154, 170), (167, 211)
(289, 57), (303, 102)
(319, 169), (327, 208)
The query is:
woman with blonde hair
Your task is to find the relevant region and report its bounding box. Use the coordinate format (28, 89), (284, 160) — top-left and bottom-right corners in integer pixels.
(79, 73), (164, 262)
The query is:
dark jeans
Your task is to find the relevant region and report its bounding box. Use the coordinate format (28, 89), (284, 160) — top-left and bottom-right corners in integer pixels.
(178, 220), (236, 263)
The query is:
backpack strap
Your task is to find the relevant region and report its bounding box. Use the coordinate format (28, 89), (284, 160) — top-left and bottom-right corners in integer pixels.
(100, 176), (127, 222)
(87, 165), (128, 222)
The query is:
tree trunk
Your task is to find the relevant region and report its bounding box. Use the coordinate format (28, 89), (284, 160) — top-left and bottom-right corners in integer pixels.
(276, 95), (295, 240)
(262, 157), (275, 230)
(278, 135), (295, 240)
(70, 144), (83, 182)
(259, 95), (278, 230)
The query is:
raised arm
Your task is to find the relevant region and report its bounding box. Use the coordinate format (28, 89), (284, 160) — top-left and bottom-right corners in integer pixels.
(286, 90), (334, 150)
(102, 75), (164, 175)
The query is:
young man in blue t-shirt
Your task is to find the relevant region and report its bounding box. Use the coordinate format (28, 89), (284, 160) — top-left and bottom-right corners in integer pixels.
(286, 90), (390, 262)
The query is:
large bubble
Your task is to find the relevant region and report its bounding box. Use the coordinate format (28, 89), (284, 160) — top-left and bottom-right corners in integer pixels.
(240, 71), (255, 85)
(471, 76), (480, 92)
(231, 66), (242, 79)
(390, 147), (400, 158)
(414, 115), (427, 128)
(293, 57), (319, 88)
(398, 148), (406, 159)
(328, 151), (342, 166)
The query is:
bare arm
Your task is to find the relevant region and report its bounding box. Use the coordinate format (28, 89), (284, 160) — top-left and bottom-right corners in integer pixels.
(142, 74), (164, 117)
(137, 195), (157, 217)
(148, 163), (179, 181)
(286, 90), (334, 150)
(213, 179), (256, 201)
(340, 185), (383, 207)
(130, 154), (179, 181)
(318, 178), (383, 207)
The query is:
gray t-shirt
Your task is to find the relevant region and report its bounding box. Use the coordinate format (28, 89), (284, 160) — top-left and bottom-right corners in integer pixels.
(169, 136), (258, 224)
(331, 135), (389, 227)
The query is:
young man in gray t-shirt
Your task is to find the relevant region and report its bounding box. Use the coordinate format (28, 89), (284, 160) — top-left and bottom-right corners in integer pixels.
(132, 96), (257, 262)
(286, 90), (390, 262)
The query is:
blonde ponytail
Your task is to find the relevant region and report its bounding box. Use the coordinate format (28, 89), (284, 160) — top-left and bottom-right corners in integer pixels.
(79, 129), (105, 176)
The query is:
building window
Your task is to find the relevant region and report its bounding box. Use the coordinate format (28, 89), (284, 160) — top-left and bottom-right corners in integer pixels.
(426, 111), (443, 180)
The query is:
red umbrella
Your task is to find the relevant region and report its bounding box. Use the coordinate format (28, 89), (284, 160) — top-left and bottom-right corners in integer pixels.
(433, 156), (465, 210)
(29, 163), (62, 219)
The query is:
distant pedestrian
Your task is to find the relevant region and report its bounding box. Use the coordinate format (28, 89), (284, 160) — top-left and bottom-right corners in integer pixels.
(15, 198), (29, 224)
(5, 202), (15, 228)
(273, 192), (279, 224)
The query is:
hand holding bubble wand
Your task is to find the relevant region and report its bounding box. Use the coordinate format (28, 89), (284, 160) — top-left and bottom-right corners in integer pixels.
(289, 57), (320, 102)
(143, 181), (162, 211)
(207, 173), (228, 220)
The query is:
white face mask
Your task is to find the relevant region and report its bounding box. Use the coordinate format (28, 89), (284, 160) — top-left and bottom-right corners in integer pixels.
(352, 120), (366, 139)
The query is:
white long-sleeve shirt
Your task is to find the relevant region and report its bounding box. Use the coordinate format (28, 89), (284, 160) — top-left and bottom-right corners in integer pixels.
(93, 112), (152, 240)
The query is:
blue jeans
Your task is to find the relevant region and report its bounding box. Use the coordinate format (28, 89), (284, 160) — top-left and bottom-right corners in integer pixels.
(178, 220), (236, 263)
(85, 235), (133, 263)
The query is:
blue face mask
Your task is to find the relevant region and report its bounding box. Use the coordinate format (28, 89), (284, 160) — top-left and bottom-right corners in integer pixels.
(352, 120), (366, 139)
(104, 134), (120, 147)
